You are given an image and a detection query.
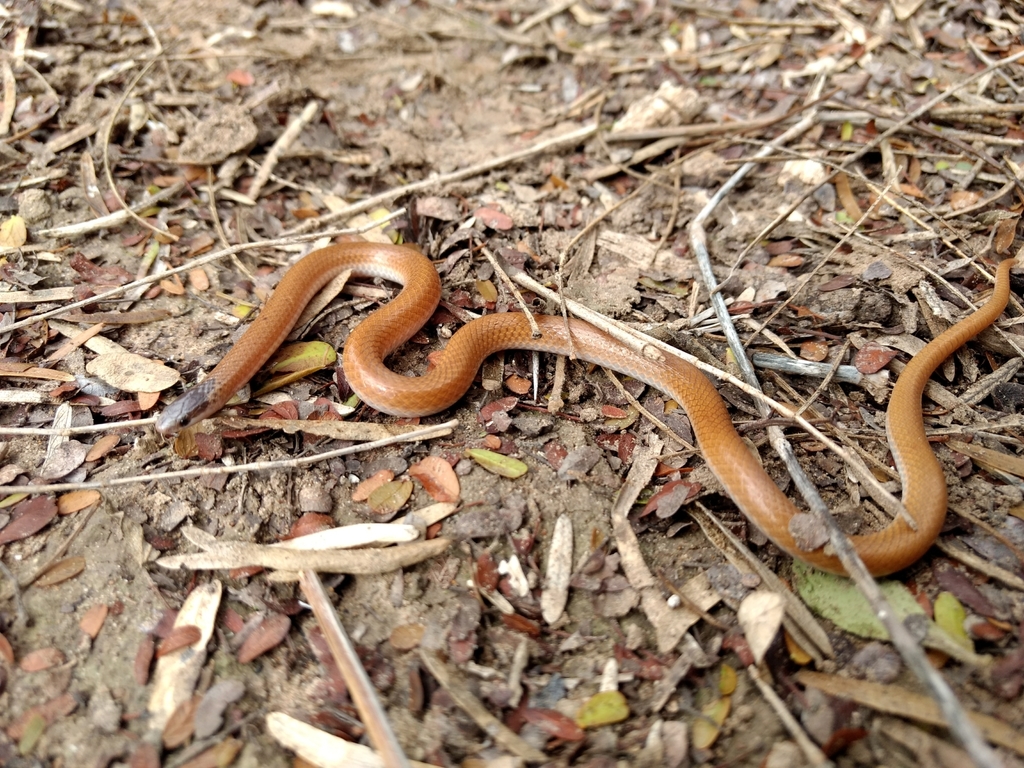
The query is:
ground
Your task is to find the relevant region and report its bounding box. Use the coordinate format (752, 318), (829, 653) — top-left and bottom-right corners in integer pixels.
(1, 0), (1023, 766)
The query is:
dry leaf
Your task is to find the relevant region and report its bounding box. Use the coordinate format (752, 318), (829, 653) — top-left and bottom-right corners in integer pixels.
(408, 456), (460, 503)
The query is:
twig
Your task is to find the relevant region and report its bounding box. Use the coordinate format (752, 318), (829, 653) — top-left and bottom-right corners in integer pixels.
(99, 59), (178, 242)
(747, 665), (831, 767)
(248, 100), (319, 201)
(299, 569), (412, 768)
(0, 419), (458, 494)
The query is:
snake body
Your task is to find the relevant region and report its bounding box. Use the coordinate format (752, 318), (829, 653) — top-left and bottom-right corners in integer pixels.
(157, 244), (1016, 576)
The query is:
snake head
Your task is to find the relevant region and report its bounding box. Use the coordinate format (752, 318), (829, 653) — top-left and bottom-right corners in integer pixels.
(156, 379), (218, 437)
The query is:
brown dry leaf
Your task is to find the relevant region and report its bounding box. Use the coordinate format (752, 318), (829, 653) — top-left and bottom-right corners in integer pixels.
(285, 513), (334, 540)
(35, 556), (86, 587)
(367, 479), (413, 520)
(6, 693), (77, 740)
(0, 495), (58, 544)
(994, 217), (1018, 254)
(80, 604), (109, 638)
(390, 623), (426, 651)
(188, 268), (210, 291)
(157, 625), (203, 658)
(19, 647), (66, 672)
(134, 635), (156, 686)
(949, 190), (982, 210)
(163, 693), (201, 749)
(160, 274), (186, 295)
(85, 434), (120, 462)
(138, 391), (161, 410)
(238, 613), (291, 664)
(505, 374), (531, 395)
(351, 469), (394, 502)
(834, 173), (863, 220)
(0, 631), (14, 664)
(177, 737), (243, 768)
(57, 489), (101, 515)
(409, 456), (460, 503)
(129, 742), (160, 768)
(854, 343), (898, 374)
(799, 340), (829, 362)
(767, 253), (804, 268)
(474, 206), (513, 230)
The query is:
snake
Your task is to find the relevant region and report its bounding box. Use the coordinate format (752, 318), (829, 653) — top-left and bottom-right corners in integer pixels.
(156, 243), (1016, 575)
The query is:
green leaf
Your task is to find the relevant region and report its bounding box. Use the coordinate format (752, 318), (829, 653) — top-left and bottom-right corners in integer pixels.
(576, 690), (629, 728)
(464, 448), (528, 479)
(791, 561), (925, 639)
(934, 592), (973, 652)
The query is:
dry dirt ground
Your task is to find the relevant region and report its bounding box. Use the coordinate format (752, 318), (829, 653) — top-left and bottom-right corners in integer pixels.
(1, 0), (1024, 766)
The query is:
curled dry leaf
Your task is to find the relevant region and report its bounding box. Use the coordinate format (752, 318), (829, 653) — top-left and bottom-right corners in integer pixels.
(35, 556), (87, 587)
(57, 489), (101, 515)
(409, 455), (460, 503)
(156, 625), (203, 658)
(237, 613), (291, 664)
(178, 737), (243, 768)
(19, 647), (66, 672)
(80, 604), (109, 639)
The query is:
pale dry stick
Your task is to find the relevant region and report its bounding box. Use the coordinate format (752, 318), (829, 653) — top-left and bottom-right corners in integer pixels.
(99, 59), (178, 242)
(479, 245), (540, 337)
(0, 59), (15, 136)
(247, 100), (319, 201)
(299, 570), (412, 768)
(418, 651), (546, 763)
(747, 665), (832, 768)
(205, 167), (254, 281)
(284, 123), (598, 237)
(0, 419), (458, 495)
(5, 211), (407, 335)
(691, 89), (1005, 768)
(515, 0), (575, 33)
(35, 179), (186, 240)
